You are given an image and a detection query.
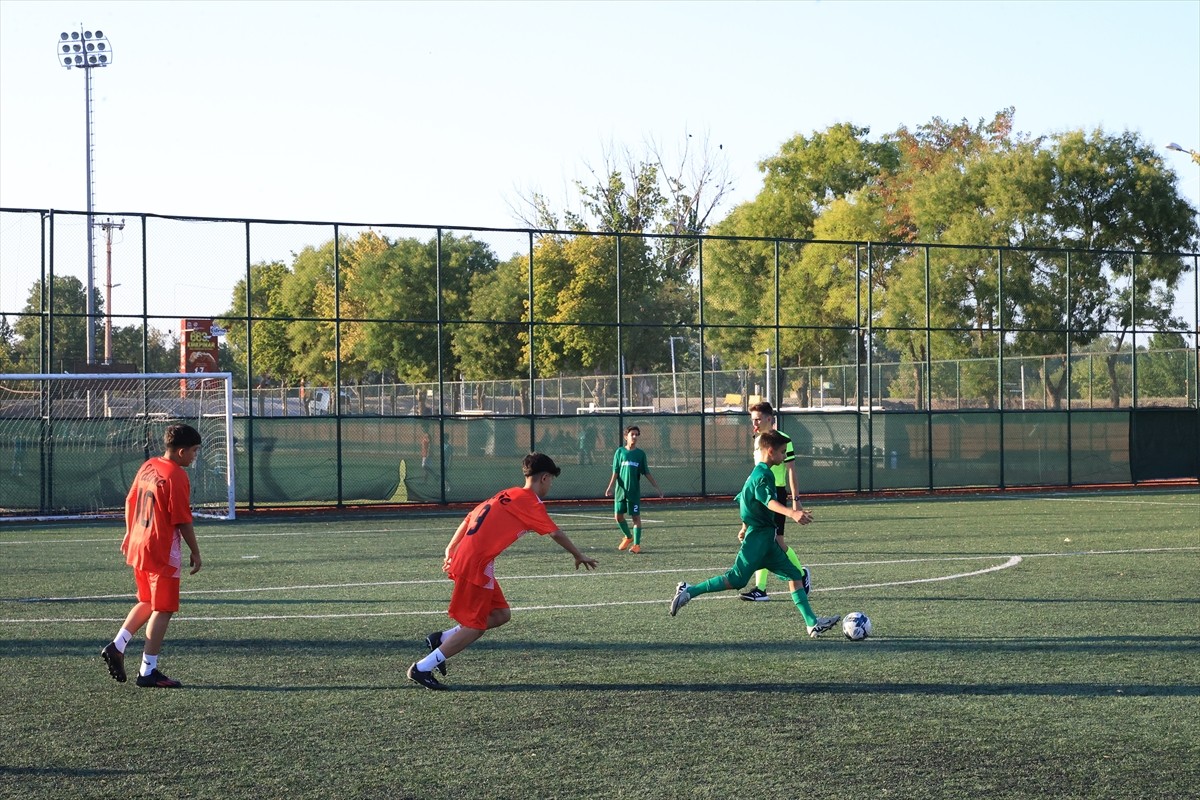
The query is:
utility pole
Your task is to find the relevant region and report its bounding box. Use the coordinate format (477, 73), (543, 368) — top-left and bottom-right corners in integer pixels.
(98, 217), (124, 364)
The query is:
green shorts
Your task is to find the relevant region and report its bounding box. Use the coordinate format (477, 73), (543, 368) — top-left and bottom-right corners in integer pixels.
(613, 498), (640, 516)
(726, 527), (804, 588)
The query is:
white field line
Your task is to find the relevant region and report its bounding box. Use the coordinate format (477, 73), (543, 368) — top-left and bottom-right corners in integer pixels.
(5, 547), (1196, 625)
(0, 518), (636, 547)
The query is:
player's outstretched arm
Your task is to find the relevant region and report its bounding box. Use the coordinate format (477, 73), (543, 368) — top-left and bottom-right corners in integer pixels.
(442, 518), (469, 573)
(549, 530), (598, 570)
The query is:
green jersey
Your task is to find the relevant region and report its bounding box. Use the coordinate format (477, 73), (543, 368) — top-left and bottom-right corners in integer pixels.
(753, 429), (794, 487)
(611, 446), (650, 502)
(738, 462), (778, 533)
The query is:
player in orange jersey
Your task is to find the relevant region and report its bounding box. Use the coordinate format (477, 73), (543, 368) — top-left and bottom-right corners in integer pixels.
(409, 453), (598, 689)
(101, 424), (203, 688)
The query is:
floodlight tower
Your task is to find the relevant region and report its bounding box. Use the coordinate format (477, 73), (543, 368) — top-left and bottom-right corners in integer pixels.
(58, 27), (113, 367)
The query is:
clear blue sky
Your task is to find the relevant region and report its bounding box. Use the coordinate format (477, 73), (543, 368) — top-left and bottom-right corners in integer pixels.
(1, 0), (1198, 323)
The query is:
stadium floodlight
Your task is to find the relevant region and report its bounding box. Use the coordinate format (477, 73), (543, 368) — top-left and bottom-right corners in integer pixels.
(1166, 142), (1200, 165)
(57, 27), (114, 366)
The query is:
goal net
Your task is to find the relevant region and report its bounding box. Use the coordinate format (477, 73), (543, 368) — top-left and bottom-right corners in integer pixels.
(0, 373), (236, 521)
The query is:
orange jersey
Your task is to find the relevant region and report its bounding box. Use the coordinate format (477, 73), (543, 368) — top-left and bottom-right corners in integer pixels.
(122, 457), (193, 575)
(449, 486), (558, 588)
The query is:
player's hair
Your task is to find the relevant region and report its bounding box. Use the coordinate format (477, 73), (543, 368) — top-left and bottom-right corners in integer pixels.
(749, 401), (775, 418)
(164, 423), (202, 449)
(756, 430), (788, 451)
(623, 425), (641, 436)
(523, 452), (561, 477)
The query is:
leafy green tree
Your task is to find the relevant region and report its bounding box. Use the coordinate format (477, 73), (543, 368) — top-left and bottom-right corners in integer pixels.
(219, 260), (294, 388)
(0, 315), (18, 372)
(12, 275), (99, 372)
(1137, 331), (1189, 403)
(704, 123), (898, 395)
(108, 324), (178, 373)
(348, 232), (498, 384)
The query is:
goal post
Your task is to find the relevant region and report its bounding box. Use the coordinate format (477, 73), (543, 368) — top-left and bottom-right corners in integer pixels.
(0, 373), (236, 521)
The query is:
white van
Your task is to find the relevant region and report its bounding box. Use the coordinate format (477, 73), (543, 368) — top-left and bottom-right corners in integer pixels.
(308, 388), (354, 415)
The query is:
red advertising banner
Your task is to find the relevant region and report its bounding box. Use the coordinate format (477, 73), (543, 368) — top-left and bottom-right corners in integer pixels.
(180, 318), (222, 395)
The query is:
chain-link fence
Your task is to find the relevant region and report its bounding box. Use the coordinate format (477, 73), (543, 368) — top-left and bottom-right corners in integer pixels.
(2, 207), (1197, 508)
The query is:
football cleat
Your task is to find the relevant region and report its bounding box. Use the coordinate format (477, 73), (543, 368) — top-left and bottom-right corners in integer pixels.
(100, 642), (126, 683)
(739, 588), (770, 601)
(407, 663), (445, 690)
(629, 544), (641, 554)
(807, 615), (841, 638)
(669, 582), (691, 616)
(135, 668), (181, 688)
(618, 537), (633, 551)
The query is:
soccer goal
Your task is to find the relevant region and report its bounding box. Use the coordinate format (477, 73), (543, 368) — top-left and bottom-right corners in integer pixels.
(0, 373), (236, 521)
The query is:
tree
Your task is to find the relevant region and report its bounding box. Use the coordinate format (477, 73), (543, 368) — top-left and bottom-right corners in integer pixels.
(348, 232), (499, 383)
(704, 123), (897, 393)
(108, 324), (178, 373)
(219, 260), (295, 387)
(1137, 331), (1189, 404)
(12, 275), (99, 372)
(0, 315), (17, 372)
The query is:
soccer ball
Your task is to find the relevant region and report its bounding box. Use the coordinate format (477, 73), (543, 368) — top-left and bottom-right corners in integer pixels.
(842, 611), (871, 640)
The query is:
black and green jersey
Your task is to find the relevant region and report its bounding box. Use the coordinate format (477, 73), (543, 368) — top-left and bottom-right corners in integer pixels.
(611, 446), (650, 503)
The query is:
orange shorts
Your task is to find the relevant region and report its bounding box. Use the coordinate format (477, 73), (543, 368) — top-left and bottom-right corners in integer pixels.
(448, 578), (508, 630)
(134, 569), (181, 613)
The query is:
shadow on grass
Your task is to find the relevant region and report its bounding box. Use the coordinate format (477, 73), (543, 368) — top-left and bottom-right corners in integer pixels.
(445, 680), (1200, 697)
(0, 766), (136, 777)
(5, 633), (1199, 659)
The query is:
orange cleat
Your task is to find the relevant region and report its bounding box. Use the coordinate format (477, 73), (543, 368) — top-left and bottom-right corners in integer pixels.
(629, 544), (641, 554)
(618, 537), (633, 551)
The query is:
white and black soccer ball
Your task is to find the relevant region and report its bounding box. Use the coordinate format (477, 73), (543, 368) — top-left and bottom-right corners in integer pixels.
(842, 611), (871, 641)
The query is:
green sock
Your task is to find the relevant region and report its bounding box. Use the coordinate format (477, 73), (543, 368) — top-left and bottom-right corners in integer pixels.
(791, 590), (818, 627)
(617, 520), (632, 538)
(755, 568), (768, 592)
(687, 576), (728, 597)
(632, 526), (641, 545)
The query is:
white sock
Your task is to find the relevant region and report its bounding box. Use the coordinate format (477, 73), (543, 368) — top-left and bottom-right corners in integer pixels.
(140, 654), (158, 676)
(112, 628), (133, 654)
(441, 625), (461, 642)
(416, 649), (445, 673)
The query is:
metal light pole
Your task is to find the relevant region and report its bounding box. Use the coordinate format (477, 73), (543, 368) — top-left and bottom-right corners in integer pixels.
(760, 349), (772, 403)
(1166, 142), (1200, 410)
(58, 27), (113, 367)
(668, 336), (686, 412)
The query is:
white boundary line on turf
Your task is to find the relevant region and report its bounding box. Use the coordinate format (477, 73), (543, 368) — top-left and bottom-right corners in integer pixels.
(0, 556), (1023, 623)
(13, 553), (1024, 603)
(5, 547), (1198, 625)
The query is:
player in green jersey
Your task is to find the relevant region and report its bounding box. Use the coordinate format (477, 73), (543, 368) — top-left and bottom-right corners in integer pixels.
(739, 400), (812, 601)
(668, 430), (840, 636)
(604, 425), (663, 554)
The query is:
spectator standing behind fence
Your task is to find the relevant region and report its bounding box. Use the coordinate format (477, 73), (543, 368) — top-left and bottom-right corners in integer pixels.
(408, 453), (597, 690)
(100, 424), (203, 689)
(420, 427), (432, 476)
(604, 425), (663, 554)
